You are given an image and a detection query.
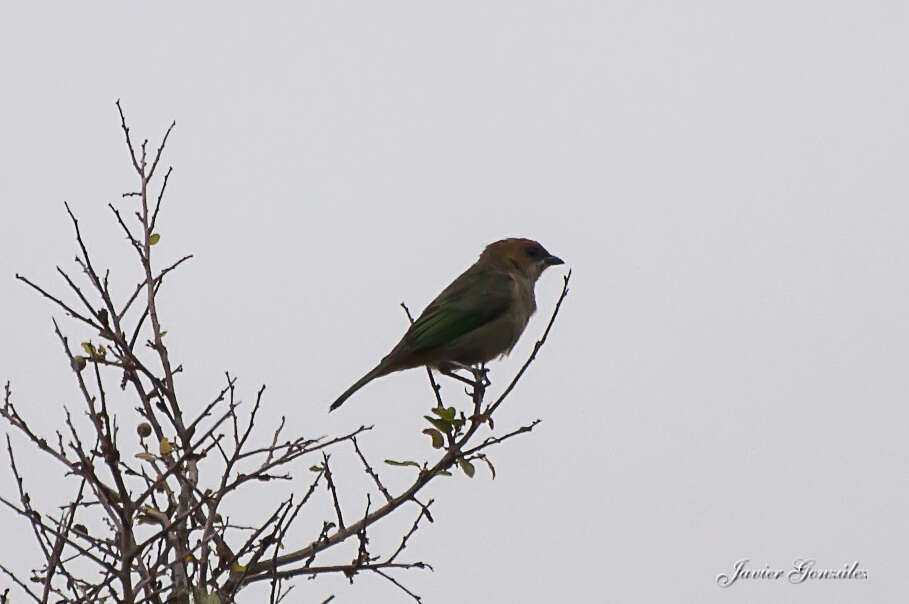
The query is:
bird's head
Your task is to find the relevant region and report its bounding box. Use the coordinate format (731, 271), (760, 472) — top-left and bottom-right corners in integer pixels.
(480, 238), (564, 281)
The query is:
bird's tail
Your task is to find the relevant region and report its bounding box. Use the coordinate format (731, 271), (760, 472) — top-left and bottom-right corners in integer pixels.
(329, 364), (386, 411)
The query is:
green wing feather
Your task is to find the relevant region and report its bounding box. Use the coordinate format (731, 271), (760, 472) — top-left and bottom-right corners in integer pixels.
(402, 268), (514, 353)
(331, 267), (515, 410)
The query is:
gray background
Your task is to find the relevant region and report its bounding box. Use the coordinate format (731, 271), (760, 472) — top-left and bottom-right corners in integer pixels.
(1, 2), (907, 603)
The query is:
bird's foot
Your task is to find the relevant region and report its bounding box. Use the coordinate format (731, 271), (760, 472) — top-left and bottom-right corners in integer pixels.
(473, 365), (491, 388)
(468, 363), (491, 387)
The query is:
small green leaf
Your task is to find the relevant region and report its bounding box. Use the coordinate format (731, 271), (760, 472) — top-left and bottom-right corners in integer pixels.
(384, 459), (421, 468)
(149, 233), (161, 245)
(72, 356), (87, 372)
(459, 458), (475, 478)
(159, 437), (173, 456)
(431, 406), (457, 421)
(422, 428), (444, 449)
(424, 416), (450, 432)
(137, 505), (165, 525)
(435, 469), (452, 477)
(309, 465), (323, 472)
(135, 452), (157, 462)
(81, 342), (106, 360)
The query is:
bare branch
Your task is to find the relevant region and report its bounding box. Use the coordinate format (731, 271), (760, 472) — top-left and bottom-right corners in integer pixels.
(486, 270), (571, 417)
(2, 103), (570, 603)
(352, 436), (392, 503)
(401, 302), (444, 409)
(0, 562), (40, 603)
(322, 453), (346, 530)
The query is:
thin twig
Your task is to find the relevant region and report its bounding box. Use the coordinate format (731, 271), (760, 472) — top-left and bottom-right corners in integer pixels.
(401, 302), (444, 408)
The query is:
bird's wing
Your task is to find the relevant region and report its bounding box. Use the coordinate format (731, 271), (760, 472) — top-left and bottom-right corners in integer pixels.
(401, 268), (514, 353)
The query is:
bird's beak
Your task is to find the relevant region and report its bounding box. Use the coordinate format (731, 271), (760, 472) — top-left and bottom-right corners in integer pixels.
(544, 254), (564, 266)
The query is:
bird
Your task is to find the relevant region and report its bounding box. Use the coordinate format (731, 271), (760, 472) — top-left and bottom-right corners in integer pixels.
(329, 238), (564, 411)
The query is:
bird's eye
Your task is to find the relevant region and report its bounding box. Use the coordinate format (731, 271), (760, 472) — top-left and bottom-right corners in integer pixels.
(525, 246), (541, 258)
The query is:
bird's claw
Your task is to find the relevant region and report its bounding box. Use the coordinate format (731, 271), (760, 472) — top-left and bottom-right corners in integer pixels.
(470, 365), (491, 387)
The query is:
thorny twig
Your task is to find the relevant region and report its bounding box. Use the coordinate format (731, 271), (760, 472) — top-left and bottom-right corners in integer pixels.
(1, 103), (570, 604)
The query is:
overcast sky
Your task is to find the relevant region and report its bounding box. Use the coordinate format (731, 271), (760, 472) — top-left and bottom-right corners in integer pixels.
(2, 2), (908, 603)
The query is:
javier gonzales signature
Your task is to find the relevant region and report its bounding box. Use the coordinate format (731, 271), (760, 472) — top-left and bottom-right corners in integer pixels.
(717, 559), (868, 587)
